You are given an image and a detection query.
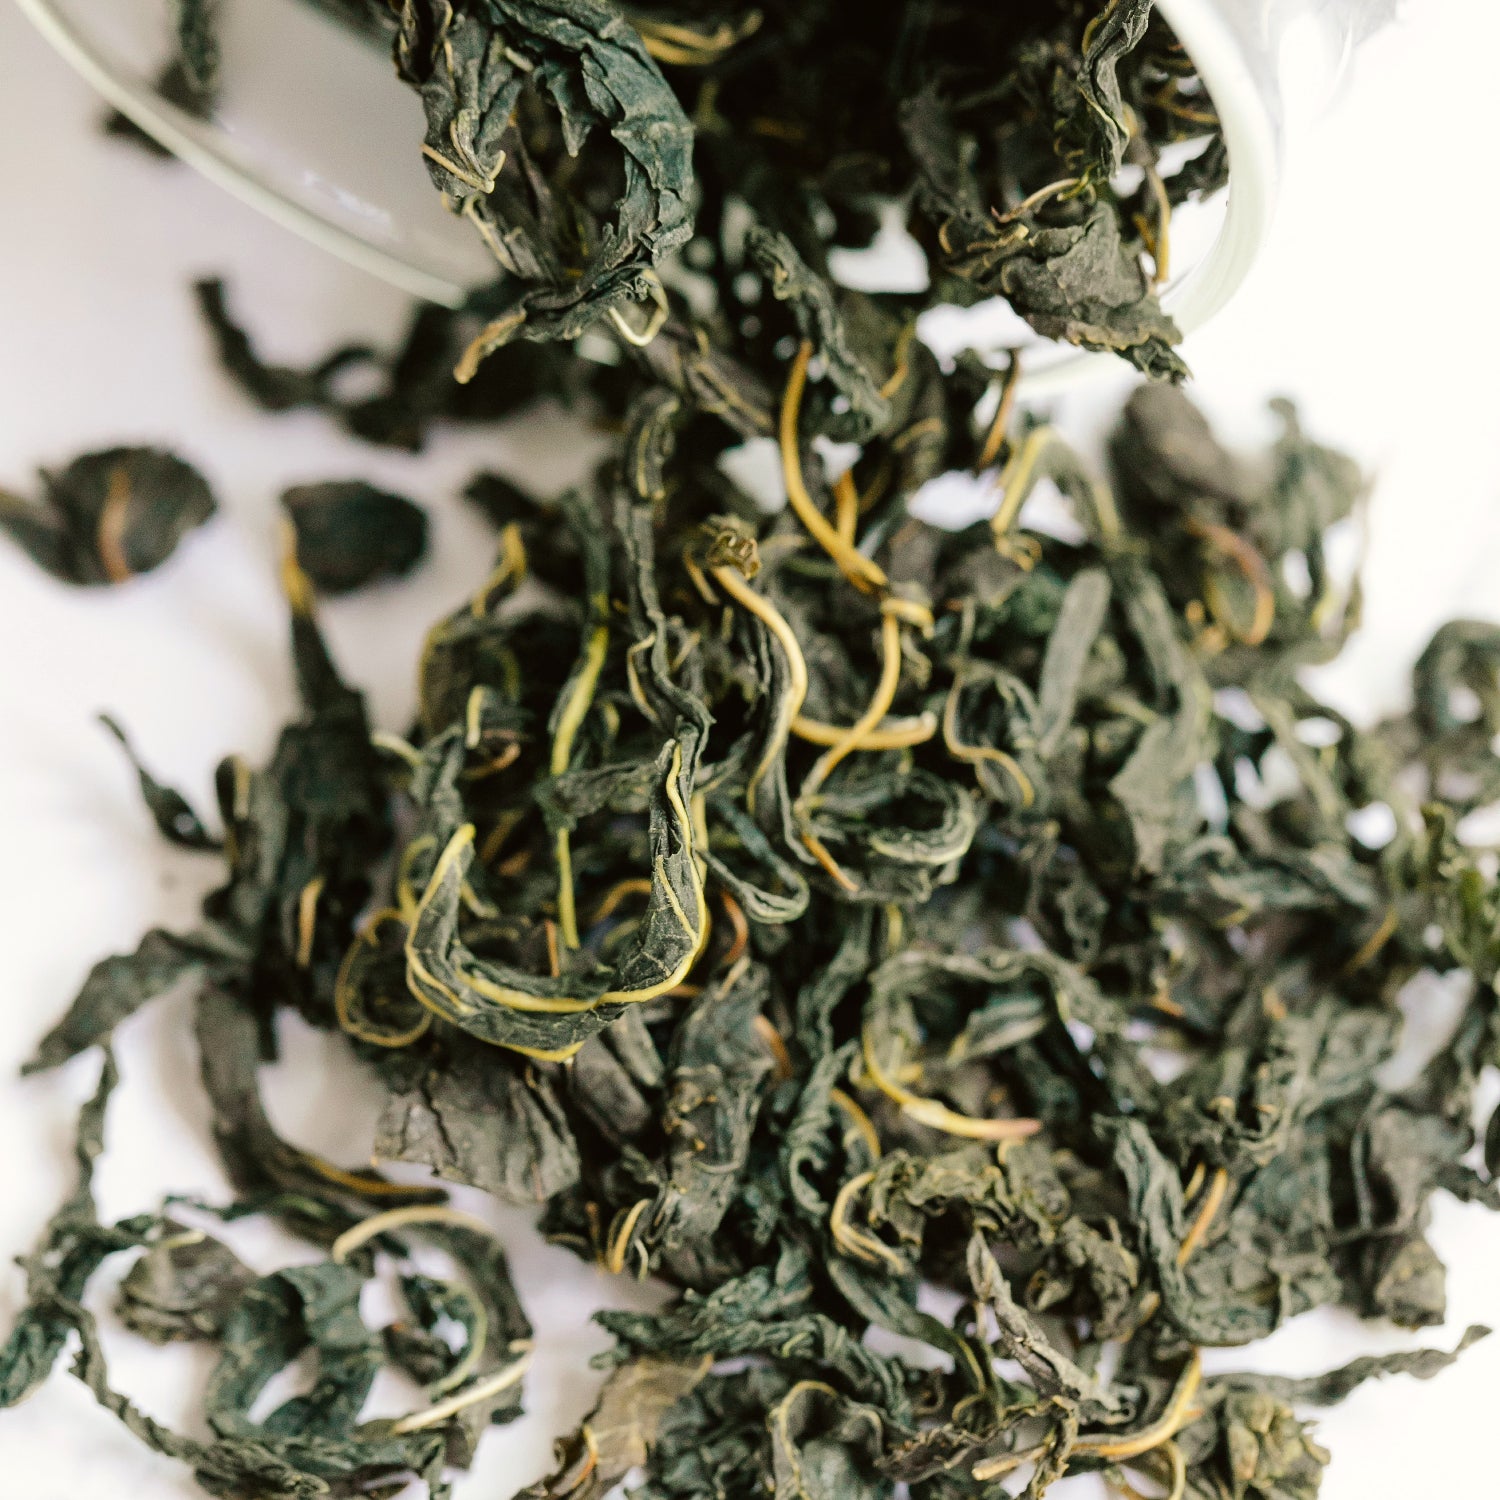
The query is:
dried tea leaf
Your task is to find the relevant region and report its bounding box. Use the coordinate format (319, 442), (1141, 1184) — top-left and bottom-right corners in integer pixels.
(374, 1043), (581, 1202)
(519, 1355), (710, 1499)
(117, 1227), (254, 1345)
(24, 928), (213, 1075)
(0, 447), (215, 586)
(100, 713), (221, 851)
(396, 0), (695, 356)
(282, 481), (429, 595)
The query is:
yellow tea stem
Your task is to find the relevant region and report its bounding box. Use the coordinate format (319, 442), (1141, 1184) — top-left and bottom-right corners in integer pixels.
(780, 341), (887, 593)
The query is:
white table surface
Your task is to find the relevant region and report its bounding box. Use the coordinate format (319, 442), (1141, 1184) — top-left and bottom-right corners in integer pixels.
(4, 2), (1500, 1495)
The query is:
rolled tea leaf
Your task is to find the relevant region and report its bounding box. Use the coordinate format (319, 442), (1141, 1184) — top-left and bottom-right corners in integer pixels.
(0, 447), (215, 585)
(281, 481), (429, 595)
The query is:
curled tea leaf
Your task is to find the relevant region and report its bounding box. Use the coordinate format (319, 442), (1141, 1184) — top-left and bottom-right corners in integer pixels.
(281, 481), (429, 595)
(0, 446), (215, 586)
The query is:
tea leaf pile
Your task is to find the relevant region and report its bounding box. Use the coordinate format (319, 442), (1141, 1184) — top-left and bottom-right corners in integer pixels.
(4, 3), (1497, 1500)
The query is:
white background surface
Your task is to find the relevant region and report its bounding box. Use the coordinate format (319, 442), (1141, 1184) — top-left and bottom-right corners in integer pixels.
(4, 2), (1500, 1495)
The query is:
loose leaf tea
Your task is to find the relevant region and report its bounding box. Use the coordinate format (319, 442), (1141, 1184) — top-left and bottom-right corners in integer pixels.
(9, 3), (1498, 1500)
(282, 480), (429, 594)
(179, 0), (1228, 452)
(10, 371), (1500, 1499)
(194, 277), (583, 451)
(0, 446), (215, 586)
(99, 713), (223, 851)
